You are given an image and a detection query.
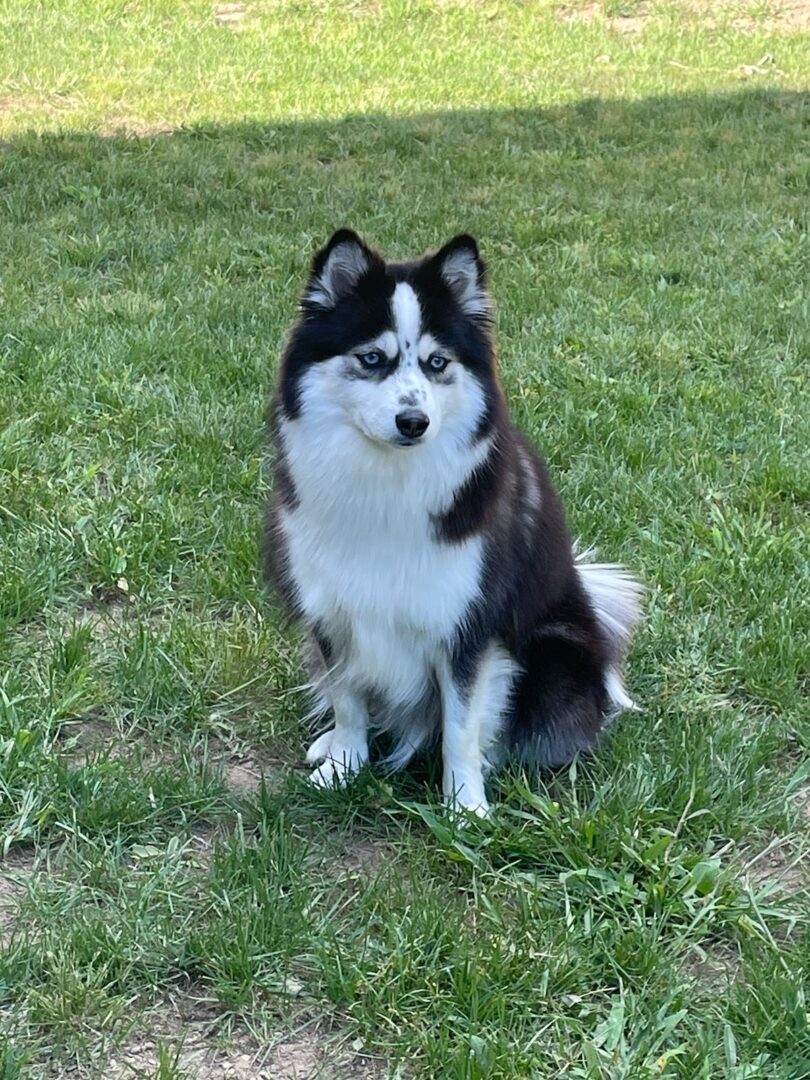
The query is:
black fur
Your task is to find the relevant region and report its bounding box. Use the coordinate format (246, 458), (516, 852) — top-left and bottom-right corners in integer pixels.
(263, 401), (301, 615)
(432, 414), (614, 764)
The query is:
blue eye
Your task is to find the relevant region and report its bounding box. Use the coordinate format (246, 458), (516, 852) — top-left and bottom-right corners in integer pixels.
(357, 351), (383, 368)
(427, 353), (450, 372)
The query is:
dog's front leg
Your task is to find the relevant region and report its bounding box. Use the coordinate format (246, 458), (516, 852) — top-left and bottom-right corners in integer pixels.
(437, 652), (489, 817)
(306, 686), (369, 788)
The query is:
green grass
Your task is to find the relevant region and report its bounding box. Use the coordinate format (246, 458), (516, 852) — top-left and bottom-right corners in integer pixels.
(1, 0), (809, 1076)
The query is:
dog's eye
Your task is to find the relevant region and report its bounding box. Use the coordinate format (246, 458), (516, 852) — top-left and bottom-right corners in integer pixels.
(427, 353), (450, 373)
(356, 351), (383, 369)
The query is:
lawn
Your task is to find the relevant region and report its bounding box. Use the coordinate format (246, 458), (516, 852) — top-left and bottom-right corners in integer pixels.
(1, 0), (809, 1076)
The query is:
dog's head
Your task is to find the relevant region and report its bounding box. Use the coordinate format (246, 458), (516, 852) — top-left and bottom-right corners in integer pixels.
(278, 231), (499, 450)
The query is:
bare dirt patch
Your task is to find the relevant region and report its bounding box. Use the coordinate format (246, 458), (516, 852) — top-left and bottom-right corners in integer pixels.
(197, 734), (280, 795)
(262, 1028), (383, 1079)
(177, 823), (236, 873)
(109, 1034), (261, 1079)
(75, 599), (131, 638)
(336, 838), (394, 879)
(741, 840), (808, 897)
(186, 736), (276, 794)
(100, 117), (178, 138)
(0, 94), (43, 113)
(554, 0), (810, 32)
(57, 712), (277, 792)
(727, 0), (810, 31)
(555, 1), (649, 33)
(224, 754), (270, 793)
(0, 849), (37, 947)
(0, 93), (80, 116)
(59, 712), (129, 762)
(682, 942), (740, 986)
(214, 3), (251, 28)
(108, 1007), (384, 1079)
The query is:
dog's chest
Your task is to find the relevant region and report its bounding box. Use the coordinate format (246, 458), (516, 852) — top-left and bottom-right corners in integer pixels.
(279, 441), (483, 645)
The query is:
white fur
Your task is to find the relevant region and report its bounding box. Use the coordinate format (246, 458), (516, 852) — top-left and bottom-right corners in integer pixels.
(280, 404), (489, 641)
(418, 333), (442, 361)
(474, 643), (523, 768)
(575, 557), (644, 645)
(576, 555), (644, 710)
(439, 641), (521, 815)
(391, 282), (422, 363)
(518, 446), (542, 512)
(437, 654), (488, 815)
(306, 685), (369, 787)
(605, 667), (638, 713)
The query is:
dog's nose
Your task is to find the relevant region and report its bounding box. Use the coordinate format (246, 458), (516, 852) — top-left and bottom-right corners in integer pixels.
(395, 410), (430, 439)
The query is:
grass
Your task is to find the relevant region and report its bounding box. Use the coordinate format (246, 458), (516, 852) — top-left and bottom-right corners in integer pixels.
(1, 0), (809, 1076)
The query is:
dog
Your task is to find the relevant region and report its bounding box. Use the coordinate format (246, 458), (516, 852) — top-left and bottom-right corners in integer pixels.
(264, 230), (642, 815)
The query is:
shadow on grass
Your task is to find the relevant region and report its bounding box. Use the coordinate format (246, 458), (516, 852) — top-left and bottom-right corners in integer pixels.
(2, 88), (807, 278)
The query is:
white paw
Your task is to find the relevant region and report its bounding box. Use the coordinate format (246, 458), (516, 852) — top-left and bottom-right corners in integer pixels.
(306, 729), (368, 788)
(306, 729), (337, 764)
(445, 795), (491, 819)
(443, 776), (490, 818)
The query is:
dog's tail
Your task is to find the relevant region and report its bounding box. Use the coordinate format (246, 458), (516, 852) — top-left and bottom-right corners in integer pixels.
(575, 550), (644, 712)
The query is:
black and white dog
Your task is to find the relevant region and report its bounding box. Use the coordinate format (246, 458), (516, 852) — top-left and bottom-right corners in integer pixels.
(265, 231), (642, 815)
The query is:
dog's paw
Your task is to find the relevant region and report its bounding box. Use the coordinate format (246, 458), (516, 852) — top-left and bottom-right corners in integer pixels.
(305, 729), (338, 764)
(443, 773), (490, 819)
(308, 752), (366, 789)
(447, 777), (492, 816)
(444, 794), (491, 820)
(306, 729), (368, 788)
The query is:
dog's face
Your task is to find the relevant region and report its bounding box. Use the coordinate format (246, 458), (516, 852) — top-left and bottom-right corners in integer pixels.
(279, 231), (499, 450)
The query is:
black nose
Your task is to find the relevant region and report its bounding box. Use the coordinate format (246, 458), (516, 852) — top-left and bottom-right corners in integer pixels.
(395, 410), (430, 439)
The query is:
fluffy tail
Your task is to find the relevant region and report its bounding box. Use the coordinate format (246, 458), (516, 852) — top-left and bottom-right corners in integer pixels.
(575, 550), (644, 712)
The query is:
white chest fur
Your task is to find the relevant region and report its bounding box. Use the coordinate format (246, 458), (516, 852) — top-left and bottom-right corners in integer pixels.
(278, 405), (488, 705)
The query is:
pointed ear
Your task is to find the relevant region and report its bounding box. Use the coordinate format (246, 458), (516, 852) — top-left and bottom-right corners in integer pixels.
(304, 229), (377, 309)
(432, 234), (491, 320)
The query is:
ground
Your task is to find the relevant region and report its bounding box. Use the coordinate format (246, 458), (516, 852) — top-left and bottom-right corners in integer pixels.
(0, 1), (809, 1077)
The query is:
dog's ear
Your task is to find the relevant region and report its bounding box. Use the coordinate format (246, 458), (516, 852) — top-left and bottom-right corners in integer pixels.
(432, 234), (491, 320)
(305, 229), (379, 309)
